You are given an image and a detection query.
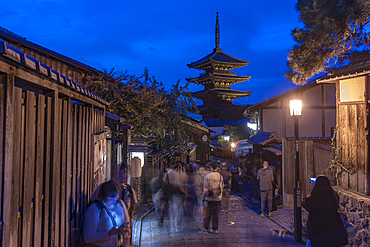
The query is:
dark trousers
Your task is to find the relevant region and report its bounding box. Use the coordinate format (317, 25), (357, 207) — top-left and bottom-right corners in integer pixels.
(204, 201), (221, 230)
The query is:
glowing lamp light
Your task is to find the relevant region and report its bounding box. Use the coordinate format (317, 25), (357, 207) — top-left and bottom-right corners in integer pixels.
(131, 157), (142, 178)
(290, 99), (302, 117)
(224, 134), (230, 142)
(231, 142), (236, 148)
(247, 122), (257, 130)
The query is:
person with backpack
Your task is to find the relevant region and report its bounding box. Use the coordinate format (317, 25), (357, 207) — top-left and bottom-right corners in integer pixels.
(201, 162), (224, 234)
(116, 164), (138, 244)
(83, 179), (130, 247)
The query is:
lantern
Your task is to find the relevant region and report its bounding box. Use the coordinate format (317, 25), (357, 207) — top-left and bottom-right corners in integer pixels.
(131, 157), (142, 178)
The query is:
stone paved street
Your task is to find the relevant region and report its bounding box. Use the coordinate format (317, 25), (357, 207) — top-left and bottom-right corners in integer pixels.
(135, 192), (305, 247)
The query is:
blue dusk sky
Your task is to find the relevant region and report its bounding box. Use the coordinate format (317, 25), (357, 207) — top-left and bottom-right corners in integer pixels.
(1, 0), (303, 107)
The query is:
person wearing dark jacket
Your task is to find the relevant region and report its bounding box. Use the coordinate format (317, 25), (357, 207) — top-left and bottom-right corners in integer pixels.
(303, 175), (348, 247)
(257, 161), (274, 217)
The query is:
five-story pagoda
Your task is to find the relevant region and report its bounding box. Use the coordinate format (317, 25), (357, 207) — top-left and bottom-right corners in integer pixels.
(187, 12), (252, 128)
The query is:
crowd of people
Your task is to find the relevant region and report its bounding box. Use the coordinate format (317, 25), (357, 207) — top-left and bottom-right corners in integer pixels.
(149, 160), (232, 235)
(81, 152), (350, 247)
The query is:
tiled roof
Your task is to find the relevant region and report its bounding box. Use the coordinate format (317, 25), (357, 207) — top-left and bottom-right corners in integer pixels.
(317, 55), (370, 83)
(187, 73), (250, 84)
(0, 38), (108, 105)
(203, 119), (238, 127)
(187, 48), (249, 68)
(193, 88), (252, 97)
(247, 131), (280, 145)
(197, 104), (242, 111)
(0, 26), (100, 73)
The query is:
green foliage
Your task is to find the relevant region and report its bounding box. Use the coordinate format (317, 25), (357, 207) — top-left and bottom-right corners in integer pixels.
(286, 0), (370, 84)
(80, 68), (198, 153)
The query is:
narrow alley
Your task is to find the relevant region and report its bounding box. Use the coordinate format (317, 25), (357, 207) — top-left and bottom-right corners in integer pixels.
(133, 191), (305, 247)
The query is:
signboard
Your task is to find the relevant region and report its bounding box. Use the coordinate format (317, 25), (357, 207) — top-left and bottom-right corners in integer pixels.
(93, 139), (106, 191)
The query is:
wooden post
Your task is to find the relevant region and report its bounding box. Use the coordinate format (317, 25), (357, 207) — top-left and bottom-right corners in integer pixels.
(34, 94), (45, 247)
(365, 76), (370, 196)
(46, 90), (61, 247)
(60, 100), (67, 247)
(66, 100), (72, 246)
(2, 72), (21, 247)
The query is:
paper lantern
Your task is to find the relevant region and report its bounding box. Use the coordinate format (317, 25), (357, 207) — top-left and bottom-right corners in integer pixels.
(131, 157), (142, 178)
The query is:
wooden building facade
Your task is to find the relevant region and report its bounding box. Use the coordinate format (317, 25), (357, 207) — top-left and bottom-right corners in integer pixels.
(0, 37), (108, 247)
(317, 60), (370, 196)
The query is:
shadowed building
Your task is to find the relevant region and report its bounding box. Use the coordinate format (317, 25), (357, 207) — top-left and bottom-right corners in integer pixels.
(187, 12), (252, 136)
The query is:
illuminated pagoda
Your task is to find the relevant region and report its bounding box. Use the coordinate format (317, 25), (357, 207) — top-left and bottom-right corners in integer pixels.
(187, 12), (252, 130)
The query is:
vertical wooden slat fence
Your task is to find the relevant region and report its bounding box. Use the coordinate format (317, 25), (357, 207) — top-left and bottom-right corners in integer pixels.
(337, 102), (367, 194)
(1, 83), (106, 247)
(283, 138), (334, 207)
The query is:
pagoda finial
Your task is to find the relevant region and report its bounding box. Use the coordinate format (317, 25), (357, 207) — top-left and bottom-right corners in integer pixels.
(215, 12), (220, 49)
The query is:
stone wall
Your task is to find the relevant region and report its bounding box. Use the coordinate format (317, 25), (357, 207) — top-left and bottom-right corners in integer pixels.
(335, 186), (370, 247)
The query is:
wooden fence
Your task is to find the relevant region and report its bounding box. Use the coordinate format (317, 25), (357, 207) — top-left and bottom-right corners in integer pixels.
(0, 83), (105, 246)
(282, 138), (333, 207)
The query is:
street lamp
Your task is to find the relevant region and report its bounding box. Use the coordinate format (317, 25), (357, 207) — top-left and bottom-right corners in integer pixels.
(224, 131), (230, 142)
(290, 99), (302, 243)
(231, 142), (236, 168)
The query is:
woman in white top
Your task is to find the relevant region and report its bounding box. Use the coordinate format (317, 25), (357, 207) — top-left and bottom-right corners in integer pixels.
(83, 179), (130, 247)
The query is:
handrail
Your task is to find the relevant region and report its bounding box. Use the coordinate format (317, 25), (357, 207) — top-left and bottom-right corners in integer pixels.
(138, 207), (155, 247)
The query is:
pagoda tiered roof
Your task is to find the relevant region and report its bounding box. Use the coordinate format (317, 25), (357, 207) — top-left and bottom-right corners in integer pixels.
(193, 88), (252, 101)
(186, 12), (251, 122)
(187, 47), (249, 70)
(187, 72), (250, 86)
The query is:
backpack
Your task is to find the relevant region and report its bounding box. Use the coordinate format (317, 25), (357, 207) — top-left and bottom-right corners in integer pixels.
(76, 201), (105, 246)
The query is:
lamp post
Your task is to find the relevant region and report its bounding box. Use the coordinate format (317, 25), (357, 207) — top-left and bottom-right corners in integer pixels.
(231, 142), (236, 168)
(290, 99), (302, 243)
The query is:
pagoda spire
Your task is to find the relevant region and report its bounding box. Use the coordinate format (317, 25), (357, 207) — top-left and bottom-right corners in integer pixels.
(215, 12), (220, 49)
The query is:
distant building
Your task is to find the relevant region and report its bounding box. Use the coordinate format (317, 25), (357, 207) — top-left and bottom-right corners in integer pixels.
(244, 80), (336, 139)
(187, 13), (252, 136)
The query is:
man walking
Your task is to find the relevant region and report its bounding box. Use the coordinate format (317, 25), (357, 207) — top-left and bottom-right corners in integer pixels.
(257, 161), (274, 217)
(201, 162), (223, 234)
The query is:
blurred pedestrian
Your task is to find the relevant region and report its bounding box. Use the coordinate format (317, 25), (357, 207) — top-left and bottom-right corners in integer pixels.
(116, 164), (138, 244)
(163, 162), (189, 232)
(269, 165), (279, 212)
(303, 175), (348, 247)
(219, 162), (231, 213)
(195, 163), (210, 206)
(257, 161), (274, 217)
(83, 179), (130, 247)
(201, 162), (223, 234)
(149, 169), (166, 225)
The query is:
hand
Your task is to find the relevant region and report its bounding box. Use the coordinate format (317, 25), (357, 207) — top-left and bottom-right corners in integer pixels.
(119, 221), (130, 232)
(108, 226), (119, 236)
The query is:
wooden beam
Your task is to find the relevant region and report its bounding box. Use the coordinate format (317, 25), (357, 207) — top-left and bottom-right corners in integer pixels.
(321, 84), (325, 137)
(33, 94), (45, 247)
(46, 90), (61, 247)
(365, 75), (370, 196)
(22, 91), (36, 247)
(0, 58), (107, 109)
(60, 100), (67, 247)
(66, 100), (72, 246)
(43, 96), (52, 247)
(2, 71), (20, 247)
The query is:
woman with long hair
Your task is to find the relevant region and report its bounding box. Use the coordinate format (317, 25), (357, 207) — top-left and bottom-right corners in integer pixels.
(303, 175), (348, 247)
(83, 179), (130, 247)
